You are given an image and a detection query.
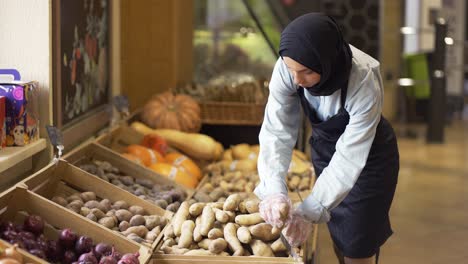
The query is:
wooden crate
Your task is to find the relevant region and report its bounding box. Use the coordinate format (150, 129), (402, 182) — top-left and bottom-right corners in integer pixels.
(0, 186), (152, 263)
(200, 101), (266, 125)
(19, 160), (171, 253)
(150, 225), (318, 264)
(63, 142), (194, 197)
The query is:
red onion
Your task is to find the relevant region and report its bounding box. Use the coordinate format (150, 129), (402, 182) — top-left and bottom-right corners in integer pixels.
(46, 240), (63, 262)
(59, 228), (78, 249)
(75, 236), (93, 255)
(0, 221), (15, 232)
(1, 230), (18, 241)
(18, 231), (35, 241)
(78, 252), (98, 264)
(24, 215), (44, 235)
(94, 242), (112, 259)
(63, 250), (77, 264)
(29, 248), (46, 259)
(99, 256), (117, 264)
(117, 252), (140, 264)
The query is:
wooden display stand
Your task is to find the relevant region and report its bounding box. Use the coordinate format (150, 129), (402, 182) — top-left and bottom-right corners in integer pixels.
(0, 186), (152, 263)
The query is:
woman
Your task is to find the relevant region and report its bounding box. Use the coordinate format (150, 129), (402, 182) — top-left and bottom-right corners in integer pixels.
(255, 13), (399, 264)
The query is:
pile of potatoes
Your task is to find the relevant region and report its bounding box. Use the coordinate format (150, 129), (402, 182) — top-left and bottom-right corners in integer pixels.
(52, 191), (166, 246)
(79, 159), (186, 212)
(159, 194), (301, 258)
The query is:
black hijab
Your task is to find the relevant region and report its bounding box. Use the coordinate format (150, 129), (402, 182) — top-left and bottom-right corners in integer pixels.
(279, 13), (353, 96)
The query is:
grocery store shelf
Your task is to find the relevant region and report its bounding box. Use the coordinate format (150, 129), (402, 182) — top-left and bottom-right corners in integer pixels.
(0, 139), (47, 173)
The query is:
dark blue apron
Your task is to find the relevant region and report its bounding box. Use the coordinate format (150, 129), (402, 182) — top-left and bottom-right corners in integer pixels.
(297, 86), (399, 258)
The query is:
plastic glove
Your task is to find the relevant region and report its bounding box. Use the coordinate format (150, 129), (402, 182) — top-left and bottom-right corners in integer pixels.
(282, 210), (314, 247)
(258, 193), (292, 228)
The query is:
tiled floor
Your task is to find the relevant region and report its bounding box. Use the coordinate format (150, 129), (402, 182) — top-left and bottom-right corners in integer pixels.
(315, 121), (468, 264)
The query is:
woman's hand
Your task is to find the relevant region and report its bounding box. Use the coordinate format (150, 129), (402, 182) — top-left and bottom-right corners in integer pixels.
(282, 210), (314, 247)
(259, 193), (293, 228)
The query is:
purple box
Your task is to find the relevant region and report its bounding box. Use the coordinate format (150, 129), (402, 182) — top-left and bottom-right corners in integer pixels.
(0, 69), (40, 146)
(0, 96), (5, 149)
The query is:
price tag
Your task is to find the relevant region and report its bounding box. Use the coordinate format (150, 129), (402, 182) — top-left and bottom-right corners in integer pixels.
(114, 95), (130, 116)
(46, 125), (64, 163)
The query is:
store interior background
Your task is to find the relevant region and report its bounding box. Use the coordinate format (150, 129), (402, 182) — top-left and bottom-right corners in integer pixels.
(0, 0), (467, 263)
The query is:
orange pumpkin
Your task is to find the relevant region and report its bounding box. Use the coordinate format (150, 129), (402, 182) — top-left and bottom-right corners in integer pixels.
(148, 163), (198, 189)
(165, 152), (202, 180)
(125, 144), (165, 166)
(141, 92), (201, 133)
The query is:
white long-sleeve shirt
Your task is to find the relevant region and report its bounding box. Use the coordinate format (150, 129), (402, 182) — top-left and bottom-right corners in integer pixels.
(254, 46), (384, 223)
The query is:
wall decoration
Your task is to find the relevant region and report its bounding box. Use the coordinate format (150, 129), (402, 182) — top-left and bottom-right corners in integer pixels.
(53, 0), (110, 128)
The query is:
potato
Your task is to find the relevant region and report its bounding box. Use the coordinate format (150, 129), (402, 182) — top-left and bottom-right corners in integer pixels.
(200, 206), (215, 236)
(84, 200), (101, 210)
(245, 199), (260, 214)
(250, 239), (274, 257)
(235, 213), (264, 226)
(161, 245), (189, 255)
(146, 226), (161, 242)
(154, 199), (168, 209)
(207, 228), (223, 239)
(178, 220), (195, 248)
(119, 221), (130, 232)
(67, 200), (83, 213)
(99, 199), (112, 212)
(197, 238), (211, 250)
(172, 201), (189, 236)
(80, 207), (91, 217)
(80, 192), (96, 202)
(194, 192), (211, 203)
(115, 209), (133, 222)
(120, 176), (134, 186)
(136, 178), (153, 189)
(209, 238), (227, 254)
(122, 226), (149, 238)
(236, 226), (251, 244)
(213, 208), (229, 223)
(225, 211), (236, 222)
(224, 223), (244, 256)
(67, 194), (83, 203)
(86, 213), (97, 222)
(249, 223), (280, 241)
(112, 200), (129, 210)
(162, 238), (176, 248)
(166, 202), (181, 213)
(145, 215), (165, 230)
(129, 205), (146, 215)
(164, 224), (175, 238)
(189, 203), (205, 217)
(52, 196), (68, 207)
(106, 209), (116, 217)
(129, 215), (145, 227)
(288, 175), (301, 190)
(209, 188), (225, 201)
(207, 202), (224, 210)
(193, 217), (203, 242)
(223, 194), (241, 211)
(238, 201), (247, 214)
(127, 233), (144, 243)
(90, 208), (106, 220)
(98, 216), (117, 229)
(271, 237), (287, 253)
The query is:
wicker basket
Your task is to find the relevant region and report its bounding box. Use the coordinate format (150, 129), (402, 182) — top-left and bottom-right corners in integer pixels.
(200, 101), (266, 125)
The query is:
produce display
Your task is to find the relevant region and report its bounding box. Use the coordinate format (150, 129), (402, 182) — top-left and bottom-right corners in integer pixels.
(141, 92), (202, 133)
(50, 191), (166, 246)
(131, 122), (224, 161)
(79, 159), (187, 212)
(158, 194), (301, 258)
(0, 214), (139, 263)
(193, 144), (314, 202)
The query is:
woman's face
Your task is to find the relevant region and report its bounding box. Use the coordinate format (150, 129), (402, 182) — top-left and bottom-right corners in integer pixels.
(283, 56), (321, 88)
